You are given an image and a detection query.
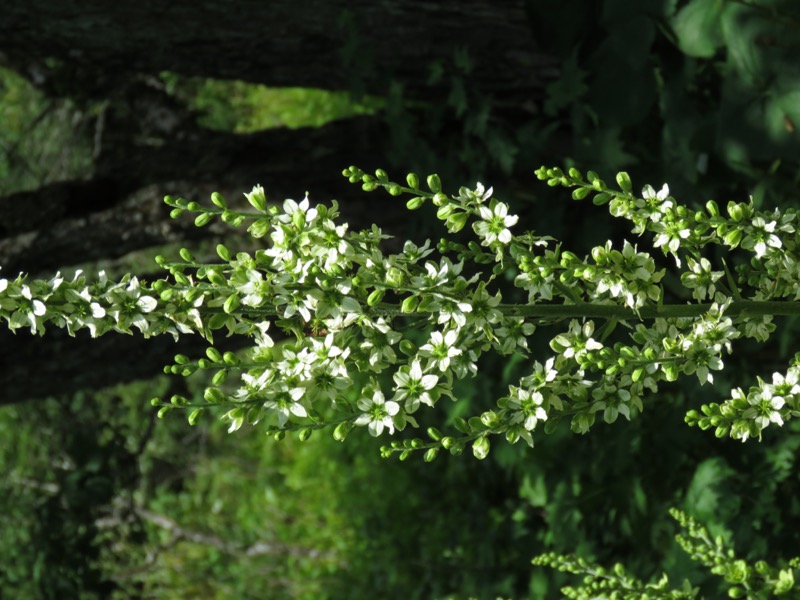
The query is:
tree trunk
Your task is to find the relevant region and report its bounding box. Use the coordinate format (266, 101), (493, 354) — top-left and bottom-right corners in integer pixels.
(0, 0), (555, 105)
(0, 112), (394, 275)
(0, 1), (559, 402)
(0, 327), (248, 406)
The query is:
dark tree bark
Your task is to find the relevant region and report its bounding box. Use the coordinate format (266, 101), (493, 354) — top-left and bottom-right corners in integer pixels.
(0, 110), (394, 275)
(0, 0), (555, 105)
(0, 1), (559, 402)
(0, 327), (248, 406)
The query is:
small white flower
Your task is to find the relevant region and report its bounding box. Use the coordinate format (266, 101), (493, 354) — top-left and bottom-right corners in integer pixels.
(263, 390), (308, 427)
(355, 390), (400, 436)
(393, 360), (439, 413)
(508, 386), (548, 431)
(237, 269), (270, 307)
(419, 329), (462, 371)
(473, 202), (519, 245)
(744, 386), (785, 430)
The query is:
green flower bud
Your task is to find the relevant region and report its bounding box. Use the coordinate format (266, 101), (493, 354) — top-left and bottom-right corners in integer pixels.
(386, 267), (403, 287)
(480, 411), (499, 428)
(223, 294), (240, 314)
(728, 202), (744, 221)
(208, 312), (229, 331)
(212, 369), (228, 386)
(406, 196), (425, 210)
(367, 289), (385, 306)
(453, 417), (469, 433)
(424, 448), (440, 462)
(571, 187), (590, 200)
(333, 421), (353, 442)
(406, 172), (419, 189)
(723, 229), (743, 248)
(245, 185), (267, 211)
(432, 192), (448, 206)
(472, 436), (490, 460)
(401, 295), (419, 313)
(216, 244), (231, 261)
(204, 387), (225, 404)
(427, 427), (443, 441)
(447, 212), (469, 233)
(188, 408), (203, 425)
(427, 174), (442, 193)
(194, 213), (213, 227)
(211, 192), (227, 208)
(615, 171), (633, 193)
(399, 340), (416, 356)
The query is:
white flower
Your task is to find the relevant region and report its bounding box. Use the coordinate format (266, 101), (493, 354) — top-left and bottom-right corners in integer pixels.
(550, 320), (603, 362)
(107, 277), (158, 332)
(638, 184), (672, 222)
(772, 369), (800, 398)
(508, 386), (548, 431)
(393, 360), (439, 413)
(263, 389), (308, 428)
(742, 217), (782, 258)
(361, 318), (402, 367)
(496, 317), (536, 353)
(521, 357), (558, 389)
(682, 257), (722, 301)
(355, 390), (400, 436)
(419, 329), (462, 371)
(743, 386), (785, 430)
(279, 194), (318, 226)
(64, 286), (107, 337)
(237, 269), (270, 307)
(652, 219), (690, 256)
(244, 184), (267, 210)
(473, 202), (519, 245)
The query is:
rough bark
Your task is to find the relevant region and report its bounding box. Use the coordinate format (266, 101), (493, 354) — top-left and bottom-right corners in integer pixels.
(0, 327), (249, 406)
(0, 1), (558, 402)
(0, 0), (556, 105)
(0, 113), (393, 275)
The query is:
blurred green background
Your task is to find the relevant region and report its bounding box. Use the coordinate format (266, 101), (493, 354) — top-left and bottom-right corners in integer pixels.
(1, 1), (800, 598)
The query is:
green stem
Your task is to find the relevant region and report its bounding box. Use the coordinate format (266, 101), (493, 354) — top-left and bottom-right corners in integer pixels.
(170, 299), (800, 322)
(368, 300), (800, 321)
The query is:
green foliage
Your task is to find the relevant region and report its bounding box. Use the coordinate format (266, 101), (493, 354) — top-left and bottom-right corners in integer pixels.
(534, 509), (800, 599)
(160, 73), (382, 132)
(6, 157), (800, 595)
(5, 3), (800, 597)
(0, 66), (93, 195)
(525, 0), (800, 206)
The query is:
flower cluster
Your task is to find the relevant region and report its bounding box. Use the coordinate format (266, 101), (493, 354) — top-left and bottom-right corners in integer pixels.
(3, 163), (800, 459)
